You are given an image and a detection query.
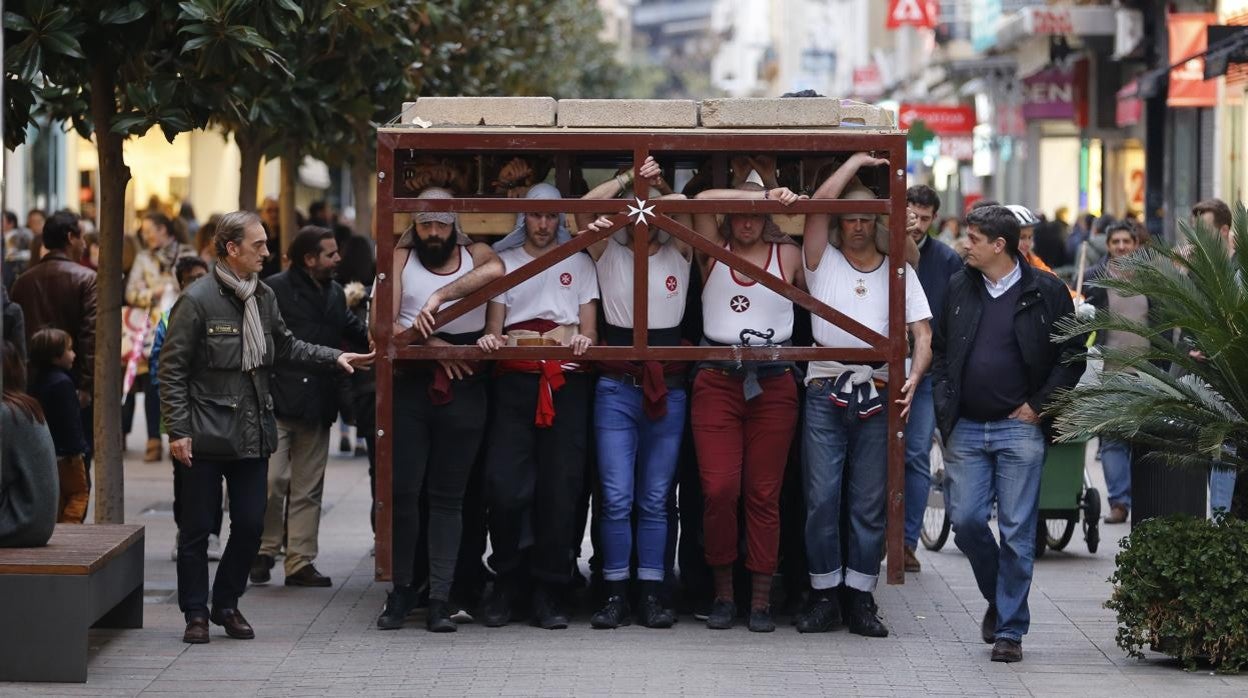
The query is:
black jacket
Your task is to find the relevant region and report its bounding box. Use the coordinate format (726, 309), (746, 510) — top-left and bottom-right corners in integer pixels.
(266, 267), (369, 426)
(930, 259), (1087, 440)
(158, 270), (342, 461)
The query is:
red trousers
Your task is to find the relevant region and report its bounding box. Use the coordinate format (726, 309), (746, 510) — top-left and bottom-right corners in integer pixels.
(691, 368), (798, 574)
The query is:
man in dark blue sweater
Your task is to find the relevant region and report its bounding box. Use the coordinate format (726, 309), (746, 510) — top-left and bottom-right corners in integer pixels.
(901, 185), (963, 573)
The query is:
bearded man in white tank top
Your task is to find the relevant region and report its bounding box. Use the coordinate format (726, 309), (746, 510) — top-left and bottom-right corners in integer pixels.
(796, 153), (933, 638)
(376, 188), (504, 633)
(684, 179), (805, 632)
(577, 157), (693, 630)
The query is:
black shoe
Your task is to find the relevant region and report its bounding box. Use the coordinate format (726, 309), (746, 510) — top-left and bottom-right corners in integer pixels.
(285, 563), (332, 587)
(479, 580), (515, 628)
(354, 444), (368, 458)
(590, 594), (631, 629)
(795, 593), (841, 633)
(377, 586), (417, 630)
(748, 607), (776, 633)
(991, 638), (1023, 663)
(706, 598), (735, 630)
(248, 554), (274, 585)
(981, 604), (998, 644)
(638, 589), (675, 629)
(426, 599), (457, 633)
(846, 590), (889, 638)
(339, 435), (352, 453)
(531, 585), (569, 630)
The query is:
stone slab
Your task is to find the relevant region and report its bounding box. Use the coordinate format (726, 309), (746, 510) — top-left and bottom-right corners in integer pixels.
(699, 97), (842, 128)
(557, 99), (698, 128)
(401, 97), (556, 127)
(839, 101), (896, 128)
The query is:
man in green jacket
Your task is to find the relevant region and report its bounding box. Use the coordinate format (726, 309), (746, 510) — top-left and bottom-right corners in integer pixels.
(159, 211), (373, 645)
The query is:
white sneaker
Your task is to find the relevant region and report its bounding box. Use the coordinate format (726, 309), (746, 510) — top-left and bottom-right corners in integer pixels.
(207, 534), (223, 561)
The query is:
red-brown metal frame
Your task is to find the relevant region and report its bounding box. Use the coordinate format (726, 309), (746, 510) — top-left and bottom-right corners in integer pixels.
(374, 127), (910, 584)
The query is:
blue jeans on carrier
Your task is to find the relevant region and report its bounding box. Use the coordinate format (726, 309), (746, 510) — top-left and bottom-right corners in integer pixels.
(802, 378), (888, 592)
(903, 375), (936, 549)
(1098, 438), (1132, 509)
(945, 417), (1046, 643)
(594, 377), (686, 583)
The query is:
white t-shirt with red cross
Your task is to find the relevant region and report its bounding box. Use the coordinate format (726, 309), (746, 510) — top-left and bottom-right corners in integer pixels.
(494, 246), (599, 326)
(805, 245), (931, 349)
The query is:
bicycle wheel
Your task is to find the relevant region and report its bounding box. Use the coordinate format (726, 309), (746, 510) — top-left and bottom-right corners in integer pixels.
(921, 435), (951, 551)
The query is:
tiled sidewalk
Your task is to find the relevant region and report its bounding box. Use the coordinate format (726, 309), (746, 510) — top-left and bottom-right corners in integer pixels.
(4, 427), (1245, 697)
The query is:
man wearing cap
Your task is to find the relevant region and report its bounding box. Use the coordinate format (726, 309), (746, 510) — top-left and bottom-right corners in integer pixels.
(902, 185), (963, 573)
(375, 188), (504, 632)
(681, 178), (803, 632)
(931, 204), (1085, 663)
(474, 183), (600, 630)
(798, 152), (932, 638)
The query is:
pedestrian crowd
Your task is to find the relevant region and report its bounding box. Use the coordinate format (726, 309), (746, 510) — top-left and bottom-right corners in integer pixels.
(0, 153), (1242, 669)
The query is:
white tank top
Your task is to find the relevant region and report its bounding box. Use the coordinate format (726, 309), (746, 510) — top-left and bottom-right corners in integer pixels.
(702, 243), (793, 345)
(596, 238), (690, 330)
(396, 246), (487, 336)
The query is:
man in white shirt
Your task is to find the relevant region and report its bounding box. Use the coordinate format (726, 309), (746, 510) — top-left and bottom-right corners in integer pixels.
(474, 191), (600, 630)
(797, 153), (932, 638)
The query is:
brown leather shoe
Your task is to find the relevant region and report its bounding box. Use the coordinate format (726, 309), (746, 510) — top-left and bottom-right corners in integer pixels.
(1105, 504), (1128, 524)
(210, 607), (255, 639)
(144, 438), (162, 462)
(991, 638), (1023, 663)
(903, 546), (921, 573)
(183, 617), (209, 644)
(285, 563), (332, 587)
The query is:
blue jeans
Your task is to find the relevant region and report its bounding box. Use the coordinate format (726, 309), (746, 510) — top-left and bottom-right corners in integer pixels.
(802, 378), (888, 592)
(1098, 438), (1132, 509)
(945, 418), (1046, 643)
(903, 375), (936, 549)
(1210, 466), (1238, 514)
(595, 377), (687, 582)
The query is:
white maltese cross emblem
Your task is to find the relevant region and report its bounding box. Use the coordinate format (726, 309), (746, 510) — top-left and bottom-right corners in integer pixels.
(626, 198), (656, 226)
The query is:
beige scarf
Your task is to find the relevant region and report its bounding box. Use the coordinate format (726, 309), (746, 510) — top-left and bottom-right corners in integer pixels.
(214, 262), (265, 371)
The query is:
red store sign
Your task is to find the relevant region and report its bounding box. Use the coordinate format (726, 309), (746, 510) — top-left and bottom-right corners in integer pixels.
(897, 104), (976, 135)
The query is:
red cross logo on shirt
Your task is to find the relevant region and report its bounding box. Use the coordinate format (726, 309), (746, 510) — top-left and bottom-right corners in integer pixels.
(665, 275), (678, 292)
(560, 272), (572, 286)
(730, 295), (751, 313)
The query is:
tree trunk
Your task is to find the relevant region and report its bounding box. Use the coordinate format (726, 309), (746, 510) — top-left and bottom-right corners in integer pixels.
(236, 131), (264, 213)
(278, 143), (298, 269)
(89, 63), (130, 524)
(351, 155), (375, 240)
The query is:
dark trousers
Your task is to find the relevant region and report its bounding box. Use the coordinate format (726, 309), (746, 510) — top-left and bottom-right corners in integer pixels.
(486, 372), (590, 583)
(176, 456), (267, 619)
(391, 372), (486, 600)
(172, 457), (223, 536)
(122, 373), (160, 439)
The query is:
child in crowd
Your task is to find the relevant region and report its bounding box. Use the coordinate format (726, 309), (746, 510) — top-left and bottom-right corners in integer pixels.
(27, 328), (90, 523)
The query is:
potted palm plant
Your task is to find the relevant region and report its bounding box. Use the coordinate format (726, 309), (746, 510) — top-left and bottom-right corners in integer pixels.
(1047, 203), (1248, 671)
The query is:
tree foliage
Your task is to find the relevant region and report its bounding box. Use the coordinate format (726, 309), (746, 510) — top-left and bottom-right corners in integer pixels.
(1048, 203), (1248, 474)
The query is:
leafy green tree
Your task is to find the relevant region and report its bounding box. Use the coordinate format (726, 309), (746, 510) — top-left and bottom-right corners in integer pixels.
(3, 0), (298, 521)
(1049, 205), (1248, 483)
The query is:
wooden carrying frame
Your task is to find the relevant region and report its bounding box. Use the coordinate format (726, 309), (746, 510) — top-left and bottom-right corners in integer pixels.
(374, 127), (912, 584)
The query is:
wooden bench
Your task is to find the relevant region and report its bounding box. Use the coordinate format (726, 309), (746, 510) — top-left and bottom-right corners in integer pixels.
(0, 524), (145, 682)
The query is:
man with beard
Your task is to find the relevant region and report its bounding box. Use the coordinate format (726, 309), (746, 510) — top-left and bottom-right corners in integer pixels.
(798, 153), (932, 638)
(160, 211), (374, 644)
(473, 184), (599, 629)
(376, 188), (504, 632)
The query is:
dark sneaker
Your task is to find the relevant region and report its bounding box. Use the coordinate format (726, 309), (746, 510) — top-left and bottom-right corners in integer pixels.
(904, 546), (921, 573)
(531, 586), (569, 630)
(590, 595), (631, 629)
(748, 607), (776, 633)
(795, 593), (841, 633)
(637, 593), (675, 629)
(377, 586), (417, 630)
(248, 554), (274, 585)
(991, 638), (1023, 663)
(706, 599), (736, 630)
(981, 604), (998, 644)
(285, 563), (332, 587)
(846, 590), (889, 638)
(426, 600), (457, 633)
(479, 582), (514, 627)
(693, 598), (712, 622)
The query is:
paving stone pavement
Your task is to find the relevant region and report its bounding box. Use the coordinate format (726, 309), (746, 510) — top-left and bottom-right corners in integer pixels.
(4, 411), (1246, 696)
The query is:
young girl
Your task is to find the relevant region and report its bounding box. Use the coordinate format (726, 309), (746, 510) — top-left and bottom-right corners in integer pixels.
(28, 328), (90, 523)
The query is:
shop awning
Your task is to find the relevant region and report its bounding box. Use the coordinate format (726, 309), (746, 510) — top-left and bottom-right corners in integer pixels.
(991, 6), (1139, 53)
(1133, 23), (1248, 100)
